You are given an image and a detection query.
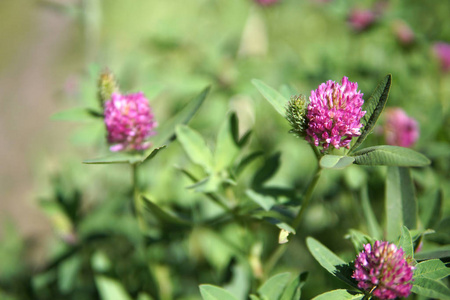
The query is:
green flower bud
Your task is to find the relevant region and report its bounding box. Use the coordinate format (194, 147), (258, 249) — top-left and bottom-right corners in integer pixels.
(285, 94), (309, 138)
(98, 69), (119, 106)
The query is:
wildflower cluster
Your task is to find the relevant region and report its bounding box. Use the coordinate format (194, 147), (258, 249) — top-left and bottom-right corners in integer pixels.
(353, 241), (414, 300)
(305, 76), (366, 151)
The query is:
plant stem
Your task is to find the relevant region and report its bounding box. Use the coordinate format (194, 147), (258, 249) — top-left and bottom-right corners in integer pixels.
(291, 165), (322, 230)
(264, 163), (322, 277)
(131, 162), (145, 230)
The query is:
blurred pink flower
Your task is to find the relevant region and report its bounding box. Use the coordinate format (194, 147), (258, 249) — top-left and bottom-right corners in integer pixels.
(384, 108), (419, 148)
(348, 8), (376, 31)
(254, 0), (280, 5)
(433, 42), (450, 72)
(306, 77), (366, 151)
(353, 241), (414, 300)
(104, 92), (157, 152)
(393, 21), (415, 46)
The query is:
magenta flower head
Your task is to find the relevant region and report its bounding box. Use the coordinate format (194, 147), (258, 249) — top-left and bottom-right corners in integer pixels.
(306, 76), (366, 151)
(384, 108), (419, 148)
(348, 8), (376, 31)
(353, 241), (414, 300)
(104, 92), (157, 152)
(433, 42), (450, 72)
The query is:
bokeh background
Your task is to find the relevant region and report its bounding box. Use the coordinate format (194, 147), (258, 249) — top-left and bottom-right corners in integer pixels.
(1, 0), (449, 296)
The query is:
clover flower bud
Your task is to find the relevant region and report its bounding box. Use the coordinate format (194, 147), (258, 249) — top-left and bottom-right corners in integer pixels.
(306, 76), (366, 151)
(98, 69), (119, 105)
(384, 108), (419, 148)
(286, 94), (309, 138)
(353, 241), (414, 300)
(433, 42), (450, 73)
(104, 92), (157, 152)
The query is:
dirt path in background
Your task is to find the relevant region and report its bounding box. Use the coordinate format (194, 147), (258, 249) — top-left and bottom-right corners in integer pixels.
(0, 2), (80, 259)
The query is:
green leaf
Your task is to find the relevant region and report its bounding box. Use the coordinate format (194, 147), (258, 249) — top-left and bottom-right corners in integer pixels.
(52, 107), (103, 121)
(83, 146), (166, 164)
(142, 196), (192, 227)
(235, 151), (263, 176)
(360, 185), (382, 239)
(199, 285), (239, 300)
(420, 189), (443, 229)
(176, 125), (214, 172)
(187, 175), (222, 193)
(385, 167), (418, 241)
(348, 74), (391, 154)
(306, 237), (358, 289)
(320, 155), (355, 169)
(214, 115), (239, 172)
(279, 84), (298, 100)
(414, 259), (450, 280)
(252, 152), (281, 187)
(280, 272), (308, 300)
(411, 277), (450, 300)
(351, 146), (430, 167)
(246, 189), (276, 211)
(398, 226), (414, 259)
(258, 272), (291, 300)
(415, 245), (450, 261)
(252, 79), (289, 117)
(95, 276), (132, 300)
(151, 86), (210, 147)
(312, 289), (364, 300)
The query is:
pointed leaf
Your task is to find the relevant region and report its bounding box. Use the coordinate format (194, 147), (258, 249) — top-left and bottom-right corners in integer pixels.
(251, 152), (281, 187)
(214, 115), (239, 172)
(235, 151), (263, 176)
(414, 259), (450, 280)
(306, 237), (358, 289)
(83, 146), (166, 165)
(95, 276), (132, 300)
(312, 289), (364, 300)
(200, 285), (239, 300)
(246, 189), (276, 211)
(151, 86), (210, 147)
(52, 107), (103, 121)
(346, 229), (374, 253)
(279, 84), (298, 100)
(142, 196), (192, 227)
(352, 145), (430, 167)
(258, 272), (291, 300)
(385, 167), (417, 241)
(280, 272), (307, 300)
(398, 226), (414, 259)
(414, 245), (450, 261)
(252, 79), (289, 117)
(411, 277), (450, 300)
(360, 185), (382, 239)
(176, 125), (214, 171)
(349, 74), (391, 153)
(320, 155), (355, 169)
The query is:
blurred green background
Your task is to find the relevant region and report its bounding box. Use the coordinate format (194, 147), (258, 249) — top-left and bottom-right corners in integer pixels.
(0, 0), (449, 296)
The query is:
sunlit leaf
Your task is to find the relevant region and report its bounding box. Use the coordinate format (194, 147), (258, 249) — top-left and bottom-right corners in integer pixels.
(320, 155), (354, 169)
(411, 277), (450, 300)
(306, 237), (358, 289)
(312, 289), (364, 300)
(176, 125), (214, 172)
(398, 226), (414, 259)
(258, 272), (291, 300)
(414, 259), (450, 280)
(352, 146), (430, 167)
(95, 276), (132, 300)
(200, 285), (239, 300)
(252, 79), (289, 117)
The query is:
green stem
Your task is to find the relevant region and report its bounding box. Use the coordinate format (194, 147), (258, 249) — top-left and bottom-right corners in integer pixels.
(291, 165), (322, 230)
(131, 163), (145, 230)
(264, 163), (322, 277)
